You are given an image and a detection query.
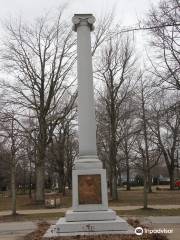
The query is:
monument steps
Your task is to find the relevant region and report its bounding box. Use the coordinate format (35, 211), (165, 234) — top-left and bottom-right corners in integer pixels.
(44, 216), (134, 238)
(65, 209), (116, 221)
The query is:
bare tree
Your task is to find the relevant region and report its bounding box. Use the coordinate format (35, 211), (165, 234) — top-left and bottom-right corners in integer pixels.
(64, 120), (78, 190)
(149, 89), (180, 190)
(0, 144), (10, 191)
(47, 110), (78, 194)
(1, 11), (77, 203)
(96, 34), (136, 200)
(145, 0), (180, 190)
(146, 0), (180, 90)
(0, 111), (24, 215)
(0, 9), (114, 203)
(134, 73), (160, 193)
(133, 73), (162, 208)
(118, 97), (138, 190)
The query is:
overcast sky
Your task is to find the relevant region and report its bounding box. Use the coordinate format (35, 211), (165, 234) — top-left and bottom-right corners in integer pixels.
(0, 0), (160, 62)
(0, 0), (159, 26)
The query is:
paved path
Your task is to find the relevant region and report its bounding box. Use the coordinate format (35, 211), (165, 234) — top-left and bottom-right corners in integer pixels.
(150, 224), (180, 240)
(122, 216), (180, 240)
(139, 217), (180, 240)
(0, 205), (180, 216)
(0, 208), (67, 216)
(0, 221), (37, 240)
(0, 221), (36, 235)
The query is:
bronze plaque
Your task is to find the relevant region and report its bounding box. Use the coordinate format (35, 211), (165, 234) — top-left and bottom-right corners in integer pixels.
(78, 174), (102, 204)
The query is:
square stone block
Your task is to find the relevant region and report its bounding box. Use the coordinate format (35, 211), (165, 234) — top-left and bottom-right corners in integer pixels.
(72, 168), (108, 211)
(74, 158), (103, 169)
(66, 209), (116, 222)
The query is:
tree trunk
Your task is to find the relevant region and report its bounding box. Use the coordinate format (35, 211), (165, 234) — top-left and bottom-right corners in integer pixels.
(148, 171), (152, 193)
(110, 140), (118, 199)
(58, 175), (65, 194)
(58, 177), (62, 193)
(67, 169), (72, 190)
(169, 170), (175, 190)
(11, 162), (16, 216)
(117, 165), (122, 186)
(143, 170), (148, 209)
(62, 181), (66, 196)
(108, 166), (113, 198)
(111, 166), (118, 200)
(29, 157), (32, 199)
(125, 151), (130, 191)
(126, 167), (130, 191)
(23, 167), (26, 194)
(141, 85), (151, 198)
(35, 164), (44, 203)
(35, 117), (46, 204)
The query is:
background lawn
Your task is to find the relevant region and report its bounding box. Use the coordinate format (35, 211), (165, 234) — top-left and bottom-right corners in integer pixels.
(0, 186), (179, 212)
(109, 187), (180, 206)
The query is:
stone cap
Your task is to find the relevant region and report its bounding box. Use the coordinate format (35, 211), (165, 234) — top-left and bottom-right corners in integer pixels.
(72, 14), (95, 32)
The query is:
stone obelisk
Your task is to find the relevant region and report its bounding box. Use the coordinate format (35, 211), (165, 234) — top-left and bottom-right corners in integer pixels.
(44, 14), (133, 237)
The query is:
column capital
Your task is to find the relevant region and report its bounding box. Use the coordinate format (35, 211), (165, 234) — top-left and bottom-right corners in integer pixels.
(72, 14), (95, 32)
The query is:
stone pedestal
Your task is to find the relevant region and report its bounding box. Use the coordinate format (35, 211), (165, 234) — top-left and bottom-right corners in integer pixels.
(44, 14), (134, 238)
(44, 158), (134, 237)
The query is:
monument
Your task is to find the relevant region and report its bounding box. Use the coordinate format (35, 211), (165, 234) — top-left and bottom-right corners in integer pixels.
(44, 14), (134, 237)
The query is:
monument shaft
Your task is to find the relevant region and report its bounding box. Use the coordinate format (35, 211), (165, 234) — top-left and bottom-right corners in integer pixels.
(75, 15), (97, 158)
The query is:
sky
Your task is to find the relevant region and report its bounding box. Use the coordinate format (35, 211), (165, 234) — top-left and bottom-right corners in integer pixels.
(0, 0), (159, 26)
(0, 0), (160, 64)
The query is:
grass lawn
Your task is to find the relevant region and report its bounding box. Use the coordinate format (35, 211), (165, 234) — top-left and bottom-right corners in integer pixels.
(117, 208), (180, 216)
(0, 187), (179, 211)
(0, 212), (65, 222)
(109, 188), (180, 206)
(0, 193), (72, 211)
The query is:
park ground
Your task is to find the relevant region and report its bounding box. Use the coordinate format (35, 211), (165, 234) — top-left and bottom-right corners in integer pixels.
(0, 186), (179, 239)
(1, 186), (180, 213)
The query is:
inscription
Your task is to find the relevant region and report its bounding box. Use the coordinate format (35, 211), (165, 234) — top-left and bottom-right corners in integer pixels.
(83, 224), (96, 232)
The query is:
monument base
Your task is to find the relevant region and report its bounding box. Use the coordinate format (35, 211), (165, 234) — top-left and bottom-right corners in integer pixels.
(66, 209), (116, 221)
(44, 158), (134, 238)
(43, 216), (134, 238)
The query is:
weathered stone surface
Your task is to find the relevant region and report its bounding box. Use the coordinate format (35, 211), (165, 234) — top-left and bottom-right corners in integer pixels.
(65, 209), (116, 222)
(74, 158), (102, 170)
(72, 169), (108, 212)
(44, 220), (134, 238)
(56, 216), (128, 233)
(78, 174), (102, 205)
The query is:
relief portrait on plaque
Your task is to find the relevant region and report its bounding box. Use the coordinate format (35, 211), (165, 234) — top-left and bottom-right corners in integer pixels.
(78, 174), (102, 204)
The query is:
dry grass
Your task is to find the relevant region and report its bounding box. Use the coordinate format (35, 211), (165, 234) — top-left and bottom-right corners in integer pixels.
(0, 192), (72, 211)
(0, 212), (65, 223)
(117, 208), (180, 216)
(0, 188), (179, 212)
(109, 189), (180, 206)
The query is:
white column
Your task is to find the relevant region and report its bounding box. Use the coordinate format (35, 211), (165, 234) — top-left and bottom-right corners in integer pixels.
(72, 14), (97, 159)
